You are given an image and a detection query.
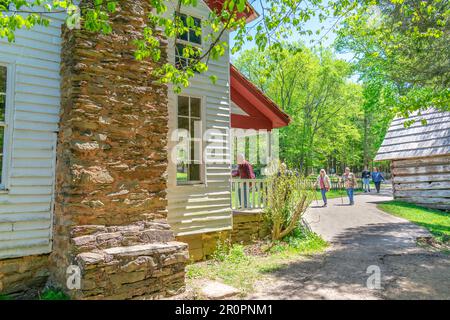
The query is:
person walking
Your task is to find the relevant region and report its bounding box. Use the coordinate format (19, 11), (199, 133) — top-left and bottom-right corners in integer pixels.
(361, 166), (371, 193)
(315, 169), (331, 207)
(342, 167), (357, 205)
(372, 167), (385, 194)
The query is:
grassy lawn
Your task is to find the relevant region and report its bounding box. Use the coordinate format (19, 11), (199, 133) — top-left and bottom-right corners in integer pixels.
(0, 288), (69, 301)
(186, 228), (328, 296)
(377, 200), (450, 243)
(314, 189), (347, 201)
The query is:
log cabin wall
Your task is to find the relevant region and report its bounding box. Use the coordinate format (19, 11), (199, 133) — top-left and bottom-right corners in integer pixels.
(391, 155), (450, 211)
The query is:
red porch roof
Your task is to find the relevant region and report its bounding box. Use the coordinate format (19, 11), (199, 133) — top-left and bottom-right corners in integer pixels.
(205, 1), (259, 23)
(230, 64), (290, 130)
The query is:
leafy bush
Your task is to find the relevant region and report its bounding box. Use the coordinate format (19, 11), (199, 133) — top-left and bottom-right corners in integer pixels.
(263, 162), (314, 241)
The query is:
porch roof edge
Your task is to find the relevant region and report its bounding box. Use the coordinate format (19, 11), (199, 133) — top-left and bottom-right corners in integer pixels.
(230, 64), (290, 130)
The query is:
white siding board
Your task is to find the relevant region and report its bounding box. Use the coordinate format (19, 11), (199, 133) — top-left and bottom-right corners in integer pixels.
(0, 15), (63, 258)
(166, 2), (232, 236)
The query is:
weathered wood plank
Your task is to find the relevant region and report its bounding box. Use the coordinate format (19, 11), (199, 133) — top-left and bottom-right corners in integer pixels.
(394, 190), (450, 198)
(393, 173), (450, 183)
(392, 164), (450, 176)
(394, 181), (450, 191)
(393, 156), (450, 168)
(394, 196), (450, 204)
(377, 138), (450, 154)
(422, 204), (450, 210)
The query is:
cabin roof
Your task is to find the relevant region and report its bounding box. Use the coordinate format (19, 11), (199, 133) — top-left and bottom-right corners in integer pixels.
(374, 109), (450, 161)
(230, 64), (290, 130)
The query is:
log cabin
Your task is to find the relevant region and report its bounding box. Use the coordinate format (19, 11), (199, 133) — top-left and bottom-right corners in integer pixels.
(375, 109), (450, 211)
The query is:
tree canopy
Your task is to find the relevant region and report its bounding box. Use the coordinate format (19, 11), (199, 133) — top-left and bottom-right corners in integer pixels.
(335, 0), (449, 116)
(234, 44), (392, 174)
(1, 0), (448, 116)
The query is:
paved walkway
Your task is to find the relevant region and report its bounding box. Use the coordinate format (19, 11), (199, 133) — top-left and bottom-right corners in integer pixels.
(248, 192), (450, 300)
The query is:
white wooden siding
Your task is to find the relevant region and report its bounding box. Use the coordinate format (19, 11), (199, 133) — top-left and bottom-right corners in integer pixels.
(0, 15), (63, 259)
(166, 2), (233, 236)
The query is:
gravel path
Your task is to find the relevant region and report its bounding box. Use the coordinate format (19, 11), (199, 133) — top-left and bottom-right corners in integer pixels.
(248, 192), (450, 300)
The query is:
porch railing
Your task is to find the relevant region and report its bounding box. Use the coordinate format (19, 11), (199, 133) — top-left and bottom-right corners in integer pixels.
(232, 177), (369, 210)
(231, 178), (268, 210)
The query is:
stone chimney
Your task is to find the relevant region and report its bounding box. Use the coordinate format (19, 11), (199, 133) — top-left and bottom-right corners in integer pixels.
(51, 0), (188, 299)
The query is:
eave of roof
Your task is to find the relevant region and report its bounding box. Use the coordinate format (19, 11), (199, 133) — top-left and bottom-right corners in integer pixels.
(205, 0), (259, 23)
(374, 109), (450, 161)
(230, 64), (290, 130)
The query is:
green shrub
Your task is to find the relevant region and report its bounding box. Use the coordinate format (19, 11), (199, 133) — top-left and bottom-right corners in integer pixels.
(264, 162), (314, 241)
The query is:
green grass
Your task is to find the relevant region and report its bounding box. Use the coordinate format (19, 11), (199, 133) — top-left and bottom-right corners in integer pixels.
(0, 294), (11, 300)
(39, 288), (70, 300)
(314, 189), (347, 201)
(377, 200), (450, 243)
(186, 228), (328, 296)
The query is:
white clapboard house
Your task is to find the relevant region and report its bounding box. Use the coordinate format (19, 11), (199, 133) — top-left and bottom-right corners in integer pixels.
(0, 0), (289, 296)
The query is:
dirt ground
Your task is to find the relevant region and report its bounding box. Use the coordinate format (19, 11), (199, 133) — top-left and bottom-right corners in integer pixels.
(247, 193), (450, 300)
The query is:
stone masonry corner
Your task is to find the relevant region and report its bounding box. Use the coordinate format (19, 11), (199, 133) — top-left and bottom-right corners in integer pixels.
(51, 0), (188, 299)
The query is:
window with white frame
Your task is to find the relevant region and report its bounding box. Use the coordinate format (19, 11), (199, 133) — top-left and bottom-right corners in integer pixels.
(0, 65), (9, 188)
(175, 12), (202, 70)
(176, 96), (202, 184)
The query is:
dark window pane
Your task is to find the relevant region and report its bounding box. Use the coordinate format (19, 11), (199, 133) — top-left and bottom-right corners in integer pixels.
(189, 29), (201, 44)
(0, 126), (4, 150)
(189, 164), (201, 181)
(178, 13), (187, 24)
(0, 95), (5, 122)
(0, 66), (6, 93)
(178, 116), (189, 132)
(176, 43), (185, 57)
(190, 97), (201, 118)
(193, 17), (201, 27)
(178, 96), (189, 116)
(176, 13), (188, 42)
(178, 31), (188, 42)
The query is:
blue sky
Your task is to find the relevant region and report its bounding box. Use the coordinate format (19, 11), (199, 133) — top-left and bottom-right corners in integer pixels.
(229, 1), (354, 63)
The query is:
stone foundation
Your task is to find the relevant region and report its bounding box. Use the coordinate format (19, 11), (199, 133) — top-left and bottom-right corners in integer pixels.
(178, 211), (268, 261)
(0, 255), (49, 297)
(176, 231), (231, 262)
(51, 0), (188, 299)
(231, 211), (268, 244)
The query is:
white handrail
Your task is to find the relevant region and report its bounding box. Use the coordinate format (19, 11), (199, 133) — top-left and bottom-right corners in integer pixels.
(231, 178), (268, 210)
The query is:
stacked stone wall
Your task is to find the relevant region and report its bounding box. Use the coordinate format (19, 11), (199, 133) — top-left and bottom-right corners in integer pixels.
(51, 0), (188, 299)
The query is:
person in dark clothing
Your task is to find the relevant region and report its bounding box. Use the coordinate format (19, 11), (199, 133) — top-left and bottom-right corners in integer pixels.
(361, 166), (371, 192)
(232, 154), (255, 208)
(371, 167), (385, 193)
